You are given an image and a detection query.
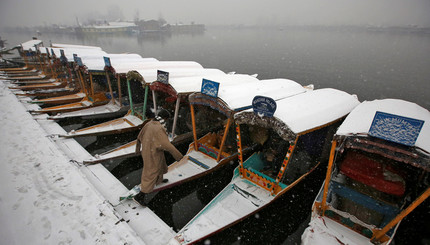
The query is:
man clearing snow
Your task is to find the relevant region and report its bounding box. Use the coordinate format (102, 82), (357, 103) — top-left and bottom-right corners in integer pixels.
(134, 109), (183, 206)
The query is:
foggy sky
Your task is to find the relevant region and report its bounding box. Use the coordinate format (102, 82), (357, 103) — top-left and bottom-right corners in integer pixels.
(1, 0), (430, 29)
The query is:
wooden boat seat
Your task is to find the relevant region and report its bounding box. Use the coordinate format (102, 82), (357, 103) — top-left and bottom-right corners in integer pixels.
(330, 181), (400, 228)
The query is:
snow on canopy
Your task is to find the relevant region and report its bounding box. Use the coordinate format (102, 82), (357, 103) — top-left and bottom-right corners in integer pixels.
(112, 61), (203, 75)
(235, 88), (360, 142)
(154, 71), (261, 95)
(188, 77), (307, 123)
(224, 78), (307, 110)
(79, 53), (153, 71)
(21, 39), (43, 51)
(49, 47), (108, 61)
(336, 99), (430, 153)
(112, 58), (203, 74)
(51, 43), (103, 50)
(129, 68), (225, 86)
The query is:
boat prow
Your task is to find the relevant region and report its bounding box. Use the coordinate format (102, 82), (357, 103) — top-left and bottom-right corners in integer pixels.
(29, 92), (86, 105)
(47, 101), (126, 120)
(302, 212), (375, 245)
(83, 140), (139, 164)
(169, 168), (275, 244)
(152, 150), (225, 192)
(30, 97), (109, 115)
(9, 81), (66, 91)
(60, 113), (145, 138)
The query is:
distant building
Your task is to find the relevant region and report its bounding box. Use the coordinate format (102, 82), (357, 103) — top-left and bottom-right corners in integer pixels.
(77, 22), (137, 34)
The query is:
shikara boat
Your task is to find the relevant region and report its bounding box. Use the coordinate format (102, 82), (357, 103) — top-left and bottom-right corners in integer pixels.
(27, 53), (148, 106)
(151, 77), (310, 195)
(82, 73), (257, 164)
(28, 92), (87, 105)
(9, 80), (67, 91)
(47, 59), (206, 121)
(1, 70), (41, 77)
(301, 99), (430, 245)
(168, 88), (360, 244)
(13, 86), (80, 98)
(13, 78), (57, 85)
(0, 39), (43, 72)
(60, 67), (225, 139)
(28, 53), (157, 115)
(8, 46), (105, 92)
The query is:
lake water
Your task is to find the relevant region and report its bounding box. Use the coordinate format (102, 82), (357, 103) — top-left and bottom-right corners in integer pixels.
(4, 26), (430, 244)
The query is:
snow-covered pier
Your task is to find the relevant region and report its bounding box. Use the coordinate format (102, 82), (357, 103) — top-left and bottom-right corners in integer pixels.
(0, 82), (175, 244)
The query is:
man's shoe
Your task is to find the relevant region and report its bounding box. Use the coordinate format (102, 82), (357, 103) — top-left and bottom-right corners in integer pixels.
(162, 179), (169, 183)
(133, 191), (146, 206)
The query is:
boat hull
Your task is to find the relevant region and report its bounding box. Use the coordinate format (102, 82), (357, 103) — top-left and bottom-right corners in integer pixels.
(169, 168), (274, 244)
(29, 99), (109, 115)
(29, 92), (86, 105)
(61, 114), (145, 138)
(9, 81), (66, 91)
(48, 102), (128, 120)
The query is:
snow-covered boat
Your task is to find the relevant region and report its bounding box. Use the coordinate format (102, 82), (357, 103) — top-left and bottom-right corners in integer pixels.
(0, 39), (43, 72)
(9, 80), (67, 91)
(82, 72), (257, 164)
(60, 68), (225, 139)
(46, 59), (204, 120)
(13, 78), (57, 85)
(28, 92), (87, 105)
(301, 99), (430, 245)
(151, 77), (310, 194)
(3, 73), (48, 81)
(27, 53), (148, 106)
(13, 86), (80, 98)
(169, 88), (360, 244)
(28, 54), (157, 115)
(1, 70), (41, 77)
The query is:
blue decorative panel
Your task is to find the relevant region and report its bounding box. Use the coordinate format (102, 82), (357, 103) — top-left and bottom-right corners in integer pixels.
(76, 57), (83, 66)
(252, 96), (277, 117)
(369, 111), (424, 146)
(157, 70), (169, 84)
(103, 56), (111, 67)
(59, 49), (68, 64)
(201, 79), (220, 98)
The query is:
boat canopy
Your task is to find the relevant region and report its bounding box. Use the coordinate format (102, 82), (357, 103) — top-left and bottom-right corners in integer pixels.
(49, 47), (108, 62)
(51, 43), (103, 50)
(79, 54), (155, 72)
(110, 61), (203, 75)
(189, 77), (306, 118)
(21, 40), (43, 51)
(334, 99), (430, 171)
(130, 68), (225, 89)
(336, 99), (430, 154)
(235, 88), (360, 142)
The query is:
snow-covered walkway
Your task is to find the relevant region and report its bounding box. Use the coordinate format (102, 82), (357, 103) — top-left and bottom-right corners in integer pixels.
(0, 81), (172, 244)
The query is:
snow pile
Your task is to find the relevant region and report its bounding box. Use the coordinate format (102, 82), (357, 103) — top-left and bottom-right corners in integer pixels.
(0, 81), (144, 244)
